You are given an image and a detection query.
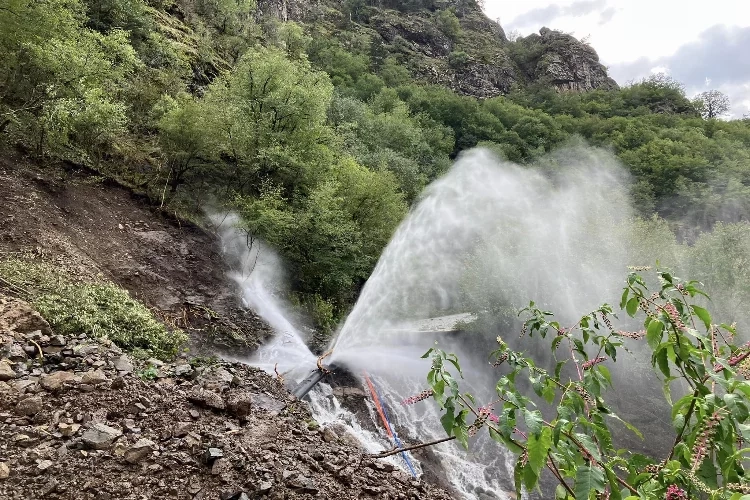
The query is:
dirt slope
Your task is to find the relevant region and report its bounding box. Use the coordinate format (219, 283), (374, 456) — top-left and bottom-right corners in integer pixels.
(0, 154), (270, 355)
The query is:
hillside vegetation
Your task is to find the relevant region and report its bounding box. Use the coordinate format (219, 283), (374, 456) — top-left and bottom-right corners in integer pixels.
(2, 0), (750, 330)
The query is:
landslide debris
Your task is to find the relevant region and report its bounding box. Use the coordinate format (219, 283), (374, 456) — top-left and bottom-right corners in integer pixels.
(0, 296), (451, 500)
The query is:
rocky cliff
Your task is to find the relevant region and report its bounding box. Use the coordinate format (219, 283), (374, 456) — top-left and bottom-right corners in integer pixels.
(256, 0), (618, 97)
(513, 27), (619, 92)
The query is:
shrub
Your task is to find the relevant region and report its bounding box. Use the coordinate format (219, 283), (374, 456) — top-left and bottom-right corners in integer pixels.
(0, 258), (186, 360)
(447, 50), (470, 68)
(414, 269), (750, 498)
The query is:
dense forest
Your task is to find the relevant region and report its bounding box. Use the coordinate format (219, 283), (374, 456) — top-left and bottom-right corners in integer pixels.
(2, 0), (750, 331)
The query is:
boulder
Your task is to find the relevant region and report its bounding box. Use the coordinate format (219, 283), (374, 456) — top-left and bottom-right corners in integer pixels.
(188, 389), (225, 411)
(81, 423), (122, 450)
(0, 359), (15, 381)
(81, 370), (108, 385)
(124, 438), (156, 464)
(40, 371), (76, 391)
(113, 356), (133, 373)
(15, 396), (43, 416)
(226, 390), (252, 419)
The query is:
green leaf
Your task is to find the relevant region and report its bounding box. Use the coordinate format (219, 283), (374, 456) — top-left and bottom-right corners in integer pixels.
(440, 409), (455, 436)
(725, 393), (749, 421)
(489, 426), (523, 453)
(526, 427), (552, 490)
(575, 433), (603, 462)
(433, 379), (445, 398)
(656, 346), (670, 377)
(620, 288), (630, 310)
(574, 465), (605, 499)
(606, 413), (643, 439)
(555, 360), (566, 380)
(598, 365), (613, 387)
(524, 409), (544, 436)
(646, 320), (663, 350)
(605, 467), (623, 500)
(555, 485), (568, 500)
(551, 335), (564, 351)
(626, 297), (639, 317)
(691, 305), (711, 331)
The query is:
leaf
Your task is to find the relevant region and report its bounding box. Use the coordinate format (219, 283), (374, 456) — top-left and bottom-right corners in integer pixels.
(598, 365), (613, 387)
(555, 360), (567, 380)
(489, 426), (523, 453)
(646, 320), (663, 350)
(576, 433), (603, 462)
(656, 347), (670, 377)
(605, 467), (623, 500)
(691, 305), (711, 331)
(524, 409), (544, 436)
(620, 288), (629, 310)
(526, 427), (552, 490)
(725, 393), (749, 421)
(575, 465), (605, 500)
(555, 485), (568, 500)
(551, 335), (564, 351)
(440, 409), (455, 436)
(433, 379), (445, 398)
(626, 297), (639, 317)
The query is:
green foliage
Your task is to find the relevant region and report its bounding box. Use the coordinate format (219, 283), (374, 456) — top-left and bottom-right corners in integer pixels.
(421, 270), (750, 498)
(448, 50), (470, 68)
(435, 9), (461, 41)
(0, 258), (186, 360)
(0, 0), (138, 159)
(137, 365), (160, 380)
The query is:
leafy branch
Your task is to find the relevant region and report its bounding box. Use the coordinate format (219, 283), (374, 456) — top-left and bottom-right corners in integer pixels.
(409, 270), (750, 499)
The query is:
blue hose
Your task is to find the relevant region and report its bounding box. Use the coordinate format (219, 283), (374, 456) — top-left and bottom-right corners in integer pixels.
(372, 380), (417, 477)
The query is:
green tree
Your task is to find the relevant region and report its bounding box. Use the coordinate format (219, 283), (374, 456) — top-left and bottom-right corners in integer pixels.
(0, 0), (138, 158)
(694, 90), (731, 119)
(201, 46), (334, 195)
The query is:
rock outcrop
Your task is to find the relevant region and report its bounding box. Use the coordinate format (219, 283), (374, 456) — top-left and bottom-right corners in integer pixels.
(255, 0), (617, 98)
(514, 27), (619, 92)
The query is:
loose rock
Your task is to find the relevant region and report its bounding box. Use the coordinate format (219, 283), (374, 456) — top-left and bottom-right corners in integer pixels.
(40, 371), (76, 391)
(15, 396), (43, 416)
(124, 438), (156, 464)
(0, 359), (15, 381)
(81, 423), (123, 450)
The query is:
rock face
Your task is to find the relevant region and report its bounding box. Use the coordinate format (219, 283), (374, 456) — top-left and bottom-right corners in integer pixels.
(257, 0), (616, 98)
(513, 27), (619, 92)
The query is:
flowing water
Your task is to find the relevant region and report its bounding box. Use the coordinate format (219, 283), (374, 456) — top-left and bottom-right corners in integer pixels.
(214, 147), (655, 498)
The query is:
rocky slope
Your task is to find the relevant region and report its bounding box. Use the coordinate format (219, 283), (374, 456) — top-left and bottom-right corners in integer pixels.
(0, 296), (452, 500)
(256, 0), (616, 97)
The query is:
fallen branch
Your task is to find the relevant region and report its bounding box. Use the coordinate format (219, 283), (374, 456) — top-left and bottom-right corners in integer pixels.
(369, 436), (456, 459)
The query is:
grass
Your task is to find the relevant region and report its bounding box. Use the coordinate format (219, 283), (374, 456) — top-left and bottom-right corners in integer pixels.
(0, 257), (187, 360)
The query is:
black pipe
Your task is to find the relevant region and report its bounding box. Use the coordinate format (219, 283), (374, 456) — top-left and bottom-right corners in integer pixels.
(292, 363), (339, 400)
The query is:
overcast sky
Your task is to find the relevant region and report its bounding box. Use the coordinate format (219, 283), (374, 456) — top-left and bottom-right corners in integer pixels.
(482, 1), (750, 117)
